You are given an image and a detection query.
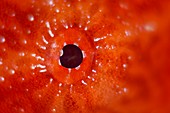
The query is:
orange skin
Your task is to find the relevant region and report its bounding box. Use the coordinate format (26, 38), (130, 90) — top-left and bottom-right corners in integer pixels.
(0, 0), (170, 113)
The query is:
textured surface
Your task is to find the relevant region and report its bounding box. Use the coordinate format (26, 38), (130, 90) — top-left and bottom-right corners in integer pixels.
(0, 0), (170, 113)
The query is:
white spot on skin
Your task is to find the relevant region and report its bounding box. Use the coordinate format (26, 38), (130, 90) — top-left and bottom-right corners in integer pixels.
(60, 50), (63, 56)
(26, 89), (29, 92)
(42, 35), (49, 44)
(19, 108), (25, 112)
(125, 30), (131, 36)
(22, 39), (27, 44)
(68, 68), (71, 73)
(84, 26), (88, 31)
(64, 24), (68, 29)
(81, 80), (87, 85)
(48, 0), (54, 6)
(82, 51), (86, 58)
(59, 83), (62, 87)
(39, 69), (47, 73)
(144, 23), (156, 32)
(0, 58), (3, 65)
(21, 77), (25, 81)
(92, 69), (96, 73)
(27, 29), (31, 34)
(27, 14), (34, 21)
(19, 52), (25, 57)
(50, 78), (53, 84)
(48, 30), (54, 37)
(36, 64), (46, 68)
(0, 25), (5, 29)
(119, 2), (128, 10)
(58, 90), (61, 93)
(46, 21), (51, 29)
(0, 35), (5, 43)
(75, 65), (80, 70)
(55, 8), (60, 13)
(0, 76), (5, 82)
(123, 64), (127, 68)
(52, 108), (56, 112)
(94, 36), (107, 42)
(38, 94), (42, 98)
(9, 69), (15, 75)
(124, 88), (127, 93)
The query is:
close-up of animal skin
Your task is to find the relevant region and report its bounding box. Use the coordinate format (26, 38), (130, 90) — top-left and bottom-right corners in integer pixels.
(0, 0), (170, 113)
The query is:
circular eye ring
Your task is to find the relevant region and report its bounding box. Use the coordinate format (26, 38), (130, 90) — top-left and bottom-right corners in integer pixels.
(60, 44), (83, 68)
(47, 28), (94, 84)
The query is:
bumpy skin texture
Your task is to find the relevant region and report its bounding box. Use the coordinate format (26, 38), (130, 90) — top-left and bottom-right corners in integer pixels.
(0, 0), (170, 113)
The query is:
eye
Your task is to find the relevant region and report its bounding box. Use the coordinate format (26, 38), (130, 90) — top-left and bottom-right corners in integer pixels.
(0, 0), (170, 113)
(59, 44), (83, 68)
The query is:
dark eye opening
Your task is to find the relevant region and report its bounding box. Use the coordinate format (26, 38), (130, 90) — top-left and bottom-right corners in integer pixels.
(60, 44), (83, 68)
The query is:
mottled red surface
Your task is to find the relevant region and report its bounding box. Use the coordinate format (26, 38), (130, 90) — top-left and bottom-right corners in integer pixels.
(0, 0), (170, 113)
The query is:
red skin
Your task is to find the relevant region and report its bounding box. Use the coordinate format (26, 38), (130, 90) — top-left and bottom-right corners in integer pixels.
(0, 0), (170, 113)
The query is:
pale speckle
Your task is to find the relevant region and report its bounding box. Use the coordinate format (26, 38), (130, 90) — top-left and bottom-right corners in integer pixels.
(84, 26), (88, 31)
(125, 30), (131, 36)
(55, 8), (60, 13)
(46, 84), (48, 87)
(39, 69), (47, 73)
(19, 108), (25, 112)
(48, 29), (54, 37)
(58, 90), (61, 93)
(82, 51), (86, 58)
(92, 69), (96, 73)
(51, 42), (57, 48)
(46, 21), (51, 29)
(42, 35), (49, 44)
(81, 80), (87, 85)
(91, 86), (94, 89)
(0, 58), (3, 65)
(123, 64), (127, 68)
(13, 25), (17, 30)
(36, 64), (46, 68)
(9, 12), (16, 17)
(0, 35), (5, 43)
(26, 88), (29, 92)
(50, 78), (53, 84)
(87, 76), (91, 79)
(64, 24), (69, 29)
(128, 56), (132, 60)
(119, 2), (128, 10)
(19, 52), (25, 57)
(68, 68), (71, 73)
(21, 77), (25, 81)
(75, 65), (80, 70)
(144, 23), (156, 32)
(52, 108), (56, 112)
(123, 88), (127, 93)
(91, 78), (95, 82)
(48, 0), (54, 6)
(27, 29), (31, 34)
(9, 85), (12, 89)
(59, 83), (62, 87)
(38, 94), (42, 98)
(22, 39), (27, 44)
(0, 76), (5, 82)
(9, 69), (15, 75)
(0, 25), (5, 29)
(27, 14), (34, 22)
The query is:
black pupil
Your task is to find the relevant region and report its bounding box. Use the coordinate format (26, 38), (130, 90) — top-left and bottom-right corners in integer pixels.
(60, 44), (83, 68)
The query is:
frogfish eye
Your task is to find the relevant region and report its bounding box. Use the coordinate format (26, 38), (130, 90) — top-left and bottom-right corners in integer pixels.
(60, 44), (83, 68)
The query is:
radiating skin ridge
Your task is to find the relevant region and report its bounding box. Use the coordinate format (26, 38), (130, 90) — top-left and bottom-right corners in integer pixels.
(0, 0), (170, 113)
